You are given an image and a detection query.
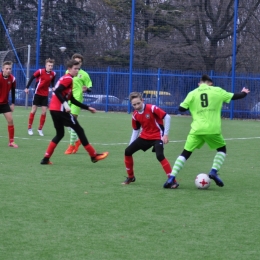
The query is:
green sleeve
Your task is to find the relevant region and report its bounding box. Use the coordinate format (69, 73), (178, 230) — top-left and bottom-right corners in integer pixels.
(216, 87), (233, 103)
(180, 92), (193, 109)
(83, 73), (92, 88)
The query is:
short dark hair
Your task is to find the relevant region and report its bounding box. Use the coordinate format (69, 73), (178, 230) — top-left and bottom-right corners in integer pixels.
(2, 61), (13, 67)
(71, 53), (84, 62)
(66, 59), (80, 68)
(201, 74), (211, 82)
(129, 92), (142, 101)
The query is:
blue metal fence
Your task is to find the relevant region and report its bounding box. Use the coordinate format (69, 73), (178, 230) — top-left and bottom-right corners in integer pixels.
(11, 65), (260, 119)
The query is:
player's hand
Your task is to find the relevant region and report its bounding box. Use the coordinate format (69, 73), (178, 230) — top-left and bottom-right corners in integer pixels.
(241, 87), (250, 94)
(65, 107), (71, 113)
(162, 135), (169, 144)
(10, 104), (15, 112)
(24, 88), (29, 93)
(88, 107), (96, 113)
(82, 86), (87, 92)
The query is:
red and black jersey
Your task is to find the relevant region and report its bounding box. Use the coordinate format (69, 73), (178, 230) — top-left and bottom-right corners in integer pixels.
(33, 69), (56, 96)
(132, 104), (166, 140)
(49, 74), (73, 111)
(0, 72), (16, 104)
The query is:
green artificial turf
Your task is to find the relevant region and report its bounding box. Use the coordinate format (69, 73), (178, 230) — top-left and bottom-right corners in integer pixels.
(0, 107), (260, 259)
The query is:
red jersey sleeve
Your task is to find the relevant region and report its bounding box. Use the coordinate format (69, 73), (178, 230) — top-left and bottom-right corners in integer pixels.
(33, 69), (41, 78)
(60, 76), (73, 88)
(131, 112), (141, 130)
(152, 105), (167, 119)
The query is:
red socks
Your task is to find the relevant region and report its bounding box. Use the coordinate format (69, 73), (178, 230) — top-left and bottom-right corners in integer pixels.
(84, 144), (96, 157)
(28, 112), (35, 129)
(44, 141), (57, 158)
(124, 155), (134, 178)
(160, 158), (172, 176)
(8, 125), (14, 143)
(28, 113), (46, 130)
(38, 114), (46, 130)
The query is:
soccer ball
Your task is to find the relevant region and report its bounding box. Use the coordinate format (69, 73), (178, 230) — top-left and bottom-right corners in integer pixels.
(195, 173), (211, 189)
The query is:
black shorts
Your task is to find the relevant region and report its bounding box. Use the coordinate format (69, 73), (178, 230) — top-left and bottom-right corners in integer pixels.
(128, 137), (163, 152)
(0, 103), (11, 114)
(50, 110), (79, 128)
(33, 94), (48, 107)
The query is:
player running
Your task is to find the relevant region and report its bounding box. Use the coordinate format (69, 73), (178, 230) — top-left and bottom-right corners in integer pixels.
(25, 58), (56, 136)
(0, 61), (18, 148)
(164, 74), (250, 189)
(122, 92), (177, 187)
(40, 59), (108, 165)
(64, 53), (92, 154)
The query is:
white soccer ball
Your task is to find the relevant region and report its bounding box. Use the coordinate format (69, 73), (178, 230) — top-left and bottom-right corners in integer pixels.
(195, 173), (211, 189)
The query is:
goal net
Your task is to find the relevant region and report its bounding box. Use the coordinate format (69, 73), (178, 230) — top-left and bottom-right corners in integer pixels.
(0, 50), (10, 66)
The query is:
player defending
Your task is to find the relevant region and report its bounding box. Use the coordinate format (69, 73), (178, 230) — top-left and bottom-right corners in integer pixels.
(0, 61), (18, 148)
(64, 53), (92, 154)
(25, 58), (56, 136)
(40, 59), (108, 165)
(122, 92), (178, 187)
(164, 75), (250, 189)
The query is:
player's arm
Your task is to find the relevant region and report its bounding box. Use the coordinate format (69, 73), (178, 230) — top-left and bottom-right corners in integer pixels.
(11, 85), (16, 105)
(231, 87), (250, 100)
(10, 79), (16, 112)
(24, 75), (35, 93)
(179, 106), (189, 112)
(129, 120), (141, 145)
(82, 72), (93, 93)
(70, 93), (90, 110)
(179, 93), (192, 112)
(51, 74), (56, 89)
(54, 84), (73, 113)
(162, 114), (171, 144)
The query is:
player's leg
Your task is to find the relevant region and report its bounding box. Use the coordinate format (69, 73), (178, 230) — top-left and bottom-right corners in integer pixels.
(4, 109), (18, 148)
(64, 104), (80, 154)
(206, 134), (226, 187)
(41, 111), (65, 164)
(71, 107), (82, 154)
(122, 138), (143, 184)
(69, 115), (108, 162)
(154, 140), (171, 176)
(37, 104), (47, 136)
(28, 104), (37, 135)
(153, 140), (180, 188)
(164, 134), (203, 188)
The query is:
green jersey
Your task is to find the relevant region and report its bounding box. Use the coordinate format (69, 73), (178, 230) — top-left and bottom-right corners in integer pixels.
(180, 83), (233, 135)
(66, 69), (92, 102)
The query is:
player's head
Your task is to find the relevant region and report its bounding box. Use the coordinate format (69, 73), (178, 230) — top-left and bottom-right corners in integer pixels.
(208, 78), (213, 86)
(45, 58), (55, 72)
(66, 59), (80, 77)
(129, 92), (144, 111)
(2, 61), (13, 77)
(200, 75), (212, 85)
(71, 53), (83, 67)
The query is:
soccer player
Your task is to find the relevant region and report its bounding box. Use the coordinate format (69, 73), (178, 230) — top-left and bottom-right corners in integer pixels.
(122, 92), (177, 187)
(24, 58), (56, 136)
(164, 75), (250, 189)
(40, 59), (108, 165)
(64, 53), (92, 154)
(0, 61), (18, 148)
